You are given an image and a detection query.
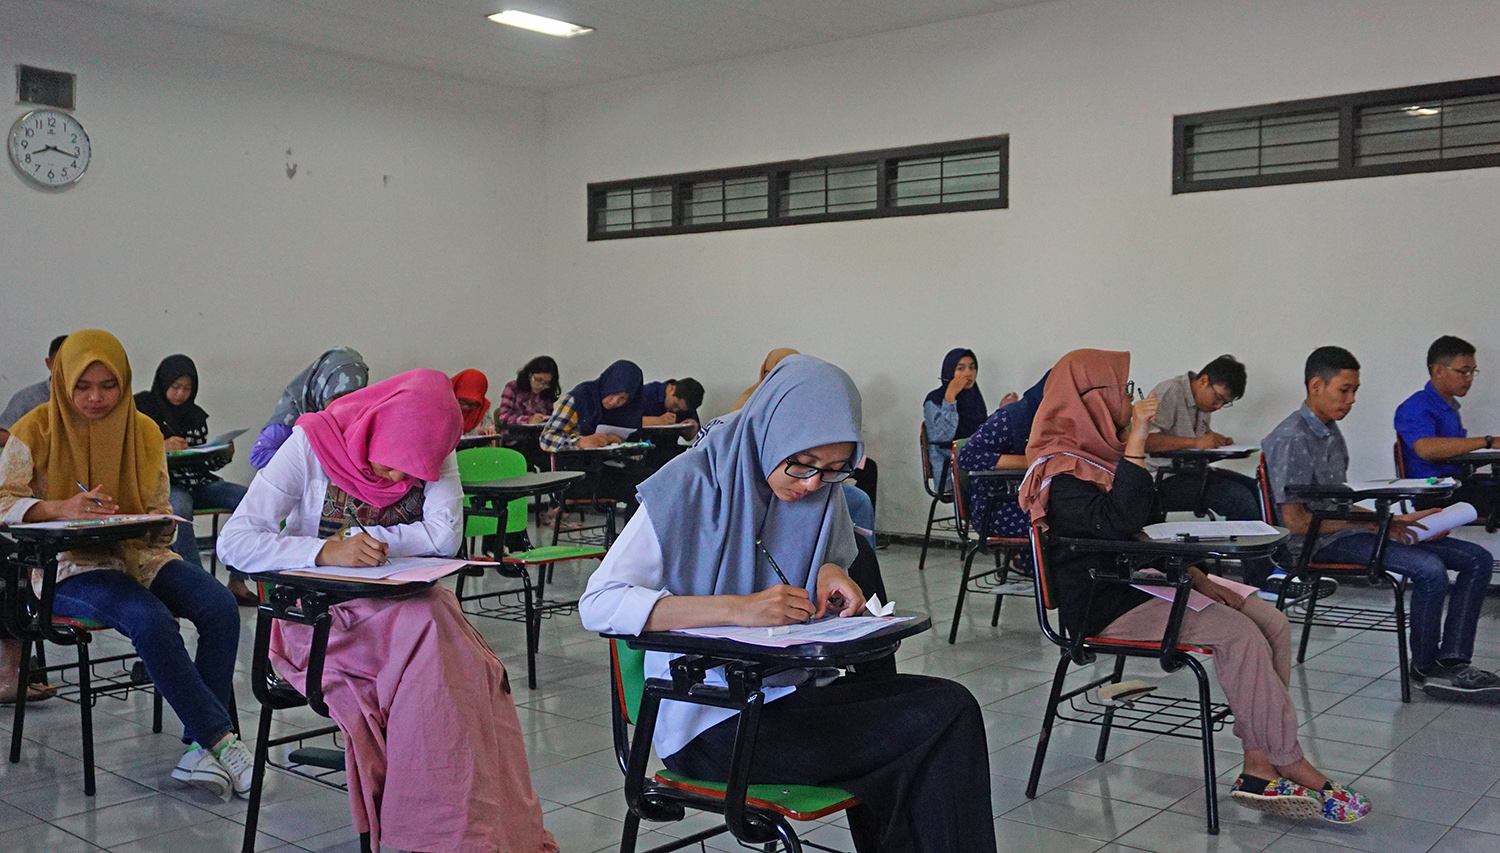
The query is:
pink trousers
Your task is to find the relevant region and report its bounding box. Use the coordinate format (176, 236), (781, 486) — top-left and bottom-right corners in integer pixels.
(1097, 595), (1304, 766)
(272, 586), (558, 853)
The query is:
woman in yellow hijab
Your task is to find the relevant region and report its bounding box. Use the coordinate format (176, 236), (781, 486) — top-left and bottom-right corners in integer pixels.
(0, 331), (252, 801)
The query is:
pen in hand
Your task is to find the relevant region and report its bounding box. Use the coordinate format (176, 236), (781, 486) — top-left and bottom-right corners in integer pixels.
(75, 479), (102, 506)
(347, 516), (391, 566)
(756, 539), (816, 624)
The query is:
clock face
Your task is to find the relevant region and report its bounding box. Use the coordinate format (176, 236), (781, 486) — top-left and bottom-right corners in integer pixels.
(9, 109), (91, 188)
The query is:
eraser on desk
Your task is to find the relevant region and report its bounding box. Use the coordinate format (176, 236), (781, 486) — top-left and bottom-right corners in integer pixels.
(767, 626), (792, 636)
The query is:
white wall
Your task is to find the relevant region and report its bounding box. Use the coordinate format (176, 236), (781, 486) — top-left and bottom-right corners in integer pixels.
(542, 0), (1500, 533)
(0, 0), (548, 485)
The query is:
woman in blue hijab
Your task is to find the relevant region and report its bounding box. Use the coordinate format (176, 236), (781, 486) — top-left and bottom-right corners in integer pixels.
(580, 355), (995, 853)
(956, 370), (1050, 539)
(923, 348), (1016, 493)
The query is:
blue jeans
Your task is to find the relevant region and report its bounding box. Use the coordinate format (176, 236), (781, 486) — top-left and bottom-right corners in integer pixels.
(1314, 533), (1494, 668)
(168, 480), (249, 569)
(53, 561), (240, 747)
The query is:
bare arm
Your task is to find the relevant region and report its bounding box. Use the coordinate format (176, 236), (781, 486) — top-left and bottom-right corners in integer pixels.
(1413, 435), (1490, 461)
(642, 586), (815, 631)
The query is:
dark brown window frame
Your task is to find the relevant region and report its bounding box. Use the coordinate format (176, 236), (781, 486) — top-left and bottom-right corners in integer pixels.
(1174, 75), (1500, 194)
(587, 135), (1008, 240)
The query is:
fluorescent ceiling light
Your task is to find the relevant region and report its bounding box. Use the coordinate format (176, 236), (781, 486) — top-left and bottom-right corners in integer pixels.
(1405, 105), (1441, 116)
(488, 10), (593, 37)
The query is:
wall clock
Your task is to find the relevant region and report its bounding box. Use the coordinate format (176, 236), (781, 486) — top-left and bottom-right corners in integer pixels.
(8, 108), (91, 189)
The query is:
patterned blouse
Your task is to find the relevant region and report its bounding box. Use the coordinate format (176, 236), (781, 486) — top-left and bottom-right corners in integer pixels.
(0, 437), (178, 588)
(954, 405), (1031, 539)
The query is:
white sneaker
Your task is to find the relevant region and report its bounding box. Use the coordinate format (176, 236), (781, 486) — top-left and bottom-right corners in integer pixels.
(173, 745), (232, 801)
(213, 736), (256, 798)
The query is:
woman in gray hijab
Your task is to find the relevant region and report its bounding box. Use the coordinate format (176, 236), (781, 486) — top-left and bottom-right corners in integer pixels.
(580, 355), (995, 853)
(248, 347), (368, 469)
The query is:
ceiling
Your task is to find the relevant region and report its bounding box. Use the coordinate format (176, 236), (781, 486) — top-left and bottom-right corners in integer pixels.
(77, 0), (1059, 92)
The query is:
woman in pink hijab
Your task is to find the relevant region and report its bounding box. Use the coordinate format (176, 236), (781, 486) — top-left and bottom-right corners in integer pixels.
(218, 369), (557, 853)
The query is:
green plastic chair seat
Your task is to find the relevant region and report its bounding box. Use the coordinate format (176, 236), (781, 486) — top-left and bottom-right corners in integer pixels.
(53, 616), (109, 631)
(652, 769), (858, 820)
(194, 507), (233, 516)
(503, 544), (606, 565)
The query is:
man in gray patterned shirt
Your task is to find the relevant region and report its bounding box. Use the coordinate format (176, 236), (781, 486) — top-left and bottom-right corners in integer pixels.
(1263, 346), (1499, 702)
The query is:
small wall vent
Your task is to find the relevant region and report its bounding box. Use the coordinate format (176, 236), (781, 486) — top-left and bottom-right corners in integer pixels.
(17, 65), (76, 110)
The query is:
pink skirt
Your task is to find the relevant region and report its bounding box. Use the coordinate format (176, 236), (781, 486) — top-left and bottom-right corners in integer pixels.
(271, 586), (558, 853)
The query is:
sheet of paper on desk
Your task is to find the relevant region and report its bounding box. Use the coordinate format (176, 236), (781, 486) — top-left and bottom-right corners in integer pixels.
(5, 514), (187, 530)
(1141, 521), (1279, 540)
(1130, 571), (1259, 612)
(272, 556), (471, 582)
(1345, 477), (1458, 490)
(595, 424), (635, 438)
(1213, 445), (1257, 453)
(673, 615), (913, 648)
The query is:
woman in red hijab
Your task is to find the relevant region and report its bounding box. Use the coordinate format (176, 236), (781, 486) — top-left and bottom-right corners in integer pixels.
(451, 369), (492, 436)
(1019, 350), (1370, 826)
(218, 369), (555, 853)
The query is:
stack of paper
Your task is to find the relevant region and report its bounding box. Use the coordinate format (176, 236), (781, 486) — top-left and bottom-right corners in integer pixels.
(1141, 521), (1280, 540)
(672, 615), (912, 649)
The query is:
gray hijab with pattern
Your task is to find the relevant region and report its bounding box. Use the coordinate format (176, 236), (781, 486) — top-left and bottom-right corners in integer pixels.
(637, 355), (862, 598)
(264, 347), (369, 428)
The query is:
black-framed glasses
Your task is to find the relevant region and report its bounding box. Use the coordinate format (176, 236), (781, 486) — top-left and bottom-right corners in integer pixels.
(1081, 380), (1141, 401)
(782, 459), (856, 483)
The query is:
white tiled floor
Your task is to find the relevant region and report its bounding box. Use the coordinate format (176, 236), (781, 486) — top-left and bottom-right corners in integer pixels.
(4, 540), (1500, 852)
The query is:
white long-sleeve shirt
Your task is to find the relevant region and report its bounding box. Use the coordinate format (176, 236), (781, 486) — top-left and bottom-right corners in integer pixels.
(580, 503), (798, 758)
(217, 427), (462, 572)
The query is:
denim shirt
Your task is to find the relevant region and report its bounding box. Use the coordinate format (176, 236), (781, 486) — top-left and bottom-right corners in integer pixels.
(1394, 382), (1466, 479)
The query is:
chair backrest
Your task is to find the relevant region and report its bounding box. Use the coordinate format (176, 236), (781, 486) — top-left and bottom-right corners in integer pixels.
(950, 438), (973, 534)
(919, 422), (939, 497)
(456, 447), (530, 537)
(610, 638), (647, 725)
(1027, 522), (1067, 648)
(1393, 438), (1409, 478)
(1255, 456), (1280, 526)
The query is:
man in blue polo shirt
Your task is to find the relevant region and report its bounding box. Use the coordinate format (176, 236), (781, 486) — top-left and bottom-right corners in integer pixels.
(1266, 346), (1497, 702)
(1395, 335), (1497, 515)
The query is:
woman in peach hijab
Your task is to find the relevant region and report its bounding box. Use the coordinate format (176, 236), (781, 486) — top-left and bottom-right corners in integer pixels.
(1019, 349), (1369, 825)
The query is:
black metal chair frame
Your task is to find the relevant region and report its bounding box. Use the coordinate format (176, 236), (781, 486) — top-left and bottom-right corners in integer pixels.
(456, 473), (599, 689)
(948, 449), (1030, 644)
(917, 425), (956, 571)
(240, 577), (431, 853)
(1257, 459), (1415, 702)
(608, 642), (858, 853)
(548, 446), (648, 548)
(1025, 524), (1234, 834)
(2, 532), (166, 797)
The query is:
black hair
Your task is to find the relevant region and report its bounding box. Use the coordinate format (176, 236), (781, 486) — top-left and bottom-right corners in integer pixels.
(48, 335), (68, 359)
(1304, 346), (1360, 389)
(516, 356), (561, 401)
(1426, 335), (1475, 369)
(669, 377), (705, 410)
(1196, 354), (1247, 400)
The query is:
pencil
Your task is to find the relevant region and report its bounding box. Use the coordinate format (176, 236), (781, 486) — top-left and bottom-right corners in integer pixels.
(349, 516), (390, 566)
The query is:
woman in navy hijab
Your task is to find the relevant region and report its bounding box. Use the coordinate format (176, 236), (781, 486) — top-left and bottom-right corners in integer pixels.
(581, 355), (996, 853)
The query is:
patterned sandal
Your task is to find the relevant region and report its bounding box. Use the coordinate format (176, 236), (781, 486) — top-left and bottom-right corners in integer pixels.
(1229, 776), (1323, 819)
(1320, 782), (1372, 824)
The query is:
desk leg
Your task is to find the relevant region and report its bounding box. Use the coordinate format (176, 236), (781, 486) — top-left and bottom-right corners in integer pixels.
(9, 638), (31, 763)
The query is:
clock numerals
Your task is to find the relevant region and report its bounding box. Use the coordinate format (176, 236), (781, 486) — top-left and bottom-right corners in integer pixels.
(10, 109), (90, 188)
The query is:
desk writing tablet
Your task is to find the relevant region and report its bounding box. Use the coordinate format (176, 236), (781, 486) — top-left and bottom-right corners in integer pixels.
(1059, 528), (1288, 560)
(608, 611), (931, 667)
(463, 471), (585, 499)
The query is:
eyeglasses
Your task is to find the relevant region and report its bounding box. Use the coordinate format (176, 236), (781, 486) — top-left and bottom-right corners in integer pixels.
(1437, 364), (1481, 379)
(1081, 380), (1141, 401)
(782, 459), (856, 483)
(1211, 387), (1236, 409)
